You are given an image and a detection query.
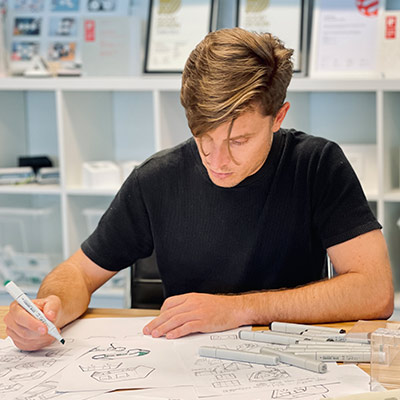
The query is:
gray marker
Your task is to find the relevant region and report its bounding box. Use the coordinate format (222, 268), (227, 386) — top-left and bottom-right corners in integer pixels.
(199, 346), (279, 365)
(260, 347), (327, 373)
(293, 351), (371, 363)
(239, 330), (327, 345)
(270, 321), (346, 334)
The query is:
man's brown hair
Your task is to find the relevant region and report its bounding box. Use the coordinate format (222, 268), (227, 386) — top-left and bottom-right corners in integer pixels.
(181, 27), (294, 137)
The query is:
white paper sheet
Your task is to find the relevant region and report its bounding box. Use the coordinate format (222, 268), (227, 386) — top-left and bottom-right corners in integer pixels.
(175, 335), (374, 399)
(0, 337), (96, 400)
(57, 338), (190, 392)
(62, 317), (156, 340)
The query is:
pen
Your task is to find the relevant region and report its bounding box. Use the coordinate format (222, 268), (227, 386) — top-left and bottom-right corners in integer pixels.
(270, 321), (346, 335)
(199, 346), (279, 365)
(4, 280), (65, 345)
(260, 347), (327, 373)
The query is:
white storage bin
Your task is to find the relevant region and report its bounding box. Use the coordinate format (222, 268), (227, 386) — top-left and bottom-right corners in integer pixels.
(0, 207), (62, 286)
(82, 208), (105, 235)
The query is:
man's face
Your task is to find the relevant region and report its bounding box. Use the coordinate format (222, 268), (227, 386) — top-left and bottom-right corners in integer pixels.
(194, 104), (288, 188)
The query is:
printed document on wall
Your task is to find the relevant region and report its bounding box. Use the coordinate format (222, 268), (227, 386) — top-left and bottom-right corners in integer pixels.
(310, 0), (381, 78)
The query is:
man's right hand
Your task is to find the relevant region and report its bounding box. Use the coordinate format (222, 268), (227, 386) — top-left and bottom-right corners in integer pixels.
(4, 295), (63, 351)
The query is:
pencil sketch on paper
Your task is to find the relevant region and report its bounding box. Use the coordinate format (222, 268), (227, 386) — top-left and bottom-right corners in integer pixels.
(14, 379), (59, 400)
(79, 362), (122, 372)
(90, 343), (150, 360)
(15, 360), (56, 370)
(91, 365), (155, 382)
(9, 370), (46, 382)
(0, 382), (22, 394)
(249, 368), (290, 382)
(271, 383), (339, 399)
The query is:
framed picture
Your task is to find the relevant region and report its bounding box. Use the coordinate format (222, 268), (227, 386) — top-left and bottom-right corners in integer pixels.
(144, 0), (217, 73)
(309, 0), (381, 78)
(236, 0), (308, 75)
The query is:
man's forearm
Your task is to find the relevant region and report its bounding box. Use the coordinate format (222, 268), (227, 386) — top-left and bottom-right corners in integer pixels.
(37, 262), (91, 328)
(241, 272), (394, 326)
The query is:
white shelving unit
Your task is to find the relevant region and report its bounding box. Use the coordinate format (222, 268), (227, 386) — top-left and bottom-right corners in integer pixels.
(0, 76), (399, 306)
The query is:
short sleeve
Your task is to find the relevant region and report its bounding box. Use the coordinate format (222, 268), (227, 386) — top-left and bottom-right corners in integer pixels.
(81, 169), (154, 271)
(311, 141), (381, 249)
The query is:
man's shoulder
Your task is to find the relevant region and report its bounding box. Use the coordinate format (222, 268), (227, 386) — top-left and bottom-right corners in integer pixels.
(136, 138), (194, 177)
(281, 128), (331, 149)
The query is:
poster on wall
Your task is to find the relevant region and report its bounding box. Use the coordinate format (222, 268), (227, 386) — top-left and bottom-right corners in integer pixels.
(309, 0), (381, 78)
(6, 0), (132, 75)
(236, 0), (307, 74)
(144, 0), (217, 73)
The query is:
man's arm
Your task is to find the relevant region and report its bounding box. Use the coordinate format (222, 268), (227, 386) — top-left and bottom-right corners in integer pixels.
(143, 229), (394, 339)
(4, 248), (117, 350)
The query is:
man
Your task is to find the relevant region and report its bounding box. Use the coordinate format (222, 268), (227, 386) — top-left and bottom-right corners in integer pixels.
(5, 28), (394, 351)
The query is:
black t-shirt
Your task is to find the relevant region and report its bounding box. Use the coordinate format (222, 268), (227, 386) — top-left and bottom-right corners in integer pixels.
(81, 129), (381, 297)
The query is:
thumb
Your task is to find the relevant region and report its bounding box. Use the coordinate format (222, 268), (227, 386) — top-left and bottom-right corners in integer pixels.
(36, 295), (62, 324)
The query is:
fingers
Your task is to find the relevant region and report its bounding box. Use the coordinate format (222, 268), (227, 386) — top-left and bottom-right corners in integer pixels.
(4, 296), (62, 351)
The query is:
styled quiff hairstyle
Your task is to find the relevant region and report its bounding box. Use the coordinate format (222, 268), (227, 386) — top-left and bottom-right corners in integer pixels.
(181, 28), (294, 137)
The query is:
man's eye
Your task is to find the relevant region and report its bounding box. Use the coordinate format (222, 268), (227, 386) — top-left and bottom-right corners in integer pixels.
(230, 139), (247, 146)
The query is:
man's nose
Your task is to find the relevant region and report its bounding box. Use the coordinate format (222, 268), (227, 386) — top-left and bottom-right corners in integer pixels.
(208, 143), (231, 170)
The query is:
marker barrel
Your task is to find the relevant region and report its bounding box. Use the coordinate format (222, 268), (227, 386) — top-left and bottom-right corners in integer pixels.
(293, 351), (371, 363)
(4, 280), (65, 345)
(260, 347), (327, 373)
(199, 346), (279, 365)
(270, 321), (346, 335)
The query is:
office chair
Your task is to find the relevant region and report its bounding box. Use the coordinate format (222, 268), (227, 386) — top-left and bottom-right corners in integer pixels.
(127, 252), (165, 309)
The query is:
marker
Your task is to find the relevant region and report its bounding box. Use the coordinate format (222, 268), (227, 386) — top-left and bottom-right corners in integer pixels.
(299, 331), (370, 344)
(239, 330), (328, 345)
(260, 347), (327, 373)
(4, 280), (65, 345)
(270, 321), (346, 335)
(199, 346), (279, 365)
(284, 345), (369, 353)
(293, 351), (371, 363)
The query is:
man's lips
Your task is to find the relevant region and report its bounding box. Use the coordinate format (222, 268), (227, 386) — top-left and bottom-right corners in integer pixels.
(209, 169), (233, 179)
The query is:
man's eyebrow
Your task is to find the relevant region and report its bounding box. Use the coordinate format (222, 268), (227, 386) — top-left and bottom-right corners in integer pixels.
(228, 133), (256, 140)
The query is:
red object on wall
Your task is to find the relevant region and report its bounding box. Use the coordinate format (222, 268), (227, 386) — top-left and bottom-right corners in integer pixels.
(385, 16), (397, 39)
(356, 0), (379, 17)
(84, 20), (96, 42)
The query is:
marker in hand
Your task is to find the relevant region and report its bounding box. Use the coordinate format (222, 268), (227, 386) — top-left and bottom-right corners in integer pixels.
(4, 280), (65, 345)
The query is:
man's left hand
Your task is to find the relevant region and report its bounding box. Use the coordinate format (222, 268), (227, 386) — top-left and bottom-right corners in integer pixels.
(142, 292), (248, 339)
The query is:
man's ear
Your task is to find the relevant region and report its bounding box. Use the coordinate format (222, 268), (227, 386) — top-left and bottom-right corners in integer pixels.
(272, 102), (290, 133)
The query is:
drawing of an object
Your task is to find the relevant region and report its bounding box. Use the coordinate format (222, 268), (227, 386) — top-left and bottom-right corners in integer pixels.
(0, 353), (26, 362)
(249, 368), (290, 382)
(215, 373), (236, 380)
(79, 362), (122, 372)
(195, 361), (252, 376)
(0, 382), (23, 393)
(91, 365), (154, 382)
(15, 380), (59, 400)
(212, 379), (240, 388)
(15, 359), (56, 369)
(236, 343), (259, 351)
(9, 370), (46, 382)
(0, 367), (11, 377)
(44, 348), (71, 358)
(272, 384), (330, 399)
(92, 348), (150, 360)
